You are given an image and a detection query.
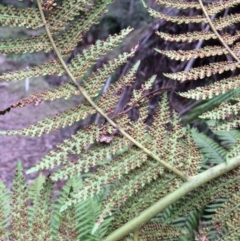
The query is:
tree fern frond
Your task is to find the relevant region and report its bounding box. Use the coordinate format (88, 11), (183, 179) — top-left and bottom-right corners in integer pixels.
(0, 181), (10, 239)
(0, 60), (64, 81)
(63, 149), (147, 201)
(0, 28), (132, 82)
(3, 104), (95, 136)
(156, 45), (229, 61)
(0, 5), (42, 28)
(69, 27), (133, 78)
(179, 75), (240, 99)
(156, 31), (240, 45)
(211, 118), (240, 131)
(213, 13), (240, 31)
(98, 61), (140, 113)
(111, 174), (180, 226)
(212, 191), (240, 241)
(163, 169), (240, 224)
(148, 92), (170, 152)
(51, 137), (131, 181)
(51, 176), (82, 240)
(27, 125), (99, 174)
(0, 34), (51, 54)
(164, 61), (239, 82)
(148, 8), (207, 24)
(10, 83), (79, 110)
(227, 138), (240, 161)
(28, 179), (53, 240)
(27, 174), (45, 227)
(139, 221), (187, 240)
(98, 163), (164, 222)
(82, 50), (136, 98)
(192, 129), (227, 164)
(206, 0), (240, 15)
(10, 161), (29, 240)
(156, 0), (200, 10)
(200, 102), (240, 120)
(215, 130), (240, 148)
(47, 0), (91, 33)
(56, 0), (114, 57)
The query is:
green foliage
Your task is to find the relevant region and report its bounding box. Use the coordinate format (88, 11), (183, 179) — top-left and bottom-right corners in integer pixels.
(0, 0), (240, 240)
(0, 162), (111, 240)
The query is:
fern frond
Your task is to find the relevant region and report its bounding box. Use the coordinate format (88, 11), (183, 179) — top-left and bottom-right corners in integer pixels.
(139, 221), (187, 240)
(0, 60), (63, 81)
(61, 149), (147, 201)
(192, 130), (227, 164)
(98, 163), (164, 222)
(10, 161), (29, 240)
(98, 61), (140, 113)
(9, 83), (79, 110)
(27, 174), (45, 227)
(148, 8), (207, 24)
(3, 104), (95, 136)
(200, 102), (240, 120)
(111, 174), (181, 227)
(148, 93), (170, 152)
(215, 130), (240, 148)
(163, 169), (240, 224)
(28, 125), (99, 173)
(0, 28), (132, 82)
(0, 5), (42, 28)
(211, 118), (240, 131)
(47, 0), (91, 33)
(82, 50), (136, 97)
(0, 181), (10, 239)
(156, 0), (200, 10)
(164, 61), (239, 82)
(212, 191), (240, 241)
(70, 27), (133, 76)
(214, 13), (240, 30)
(156, 45), (229, 61)
(51, 176), (81, 240)
(156, 31), (240, 45)
(51, 137), (131, 181)
(157, 0), (240, 16)
(227, 138), (240, 161)
(205, 0), (240, 15)
(28, 179), (53, 240)
(0, 34), (51, 54)
(179, 75), (240, 99)
(56, 0), (114, 57)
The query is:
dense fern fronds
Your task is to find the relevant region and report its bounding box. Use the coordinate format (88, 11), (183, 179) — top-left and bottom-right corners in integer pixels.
(0, 162), (110, 240)
(150, 0), (240, 103)
(1, 0), (240, 240)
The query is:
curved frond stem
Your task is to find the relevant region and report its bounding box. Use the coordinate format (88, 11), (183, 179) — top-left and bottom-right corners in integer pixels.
(198, 0), (240, 63)
(36, 0), (188, 181)
(103, 156), (240, 241)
